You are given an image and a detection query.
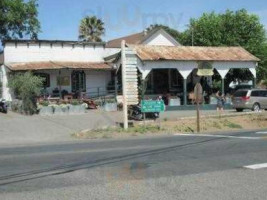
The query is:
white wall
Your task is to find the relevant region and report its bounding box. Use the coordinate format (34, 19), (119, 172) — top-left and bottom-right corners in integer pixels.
(36, 69), (111, 96)
(4, 42), (119, 63)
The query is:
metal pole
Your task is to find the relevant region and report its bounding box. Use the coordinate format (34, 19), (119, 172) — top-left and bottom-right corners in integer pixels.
(183, 78), (187, 105)
(121, 40), (128, 129)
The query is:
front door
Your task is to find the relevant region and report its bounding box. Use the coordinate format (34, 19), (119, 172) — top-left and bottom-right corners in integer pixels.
(71, 70), (86, 93)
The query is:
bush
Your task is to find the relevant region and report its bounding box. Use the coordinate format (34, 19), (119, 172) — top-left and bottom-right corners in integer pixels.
(9, 72), (44, 115)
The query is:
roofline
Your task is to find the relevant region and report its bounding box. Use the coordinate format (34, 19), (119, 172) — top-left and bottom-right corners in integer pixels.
(3, 39), (106, 46)
(141, 59), (259, 62)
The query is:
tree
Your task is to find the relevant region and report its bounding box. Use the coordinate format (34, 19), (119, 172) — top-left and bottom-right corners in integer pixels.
(0, 0), (40, 42)
(9, 72), (44, 115)
(180, 9), (267, 82)
(78, 16), (105, 42)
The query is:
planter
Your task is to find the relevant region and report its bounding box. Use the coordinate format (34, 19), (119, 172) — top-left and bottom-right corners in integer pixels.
(104, 103), (117, 112)
(54, 106), (69, 115)
(69, 105), (86, 114)
(39, 106), (54, 115)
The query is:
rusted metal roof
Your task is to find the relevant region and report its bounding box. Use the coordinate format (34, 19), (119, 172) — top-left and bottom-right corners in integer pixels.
(6, 61), (112, 71)
(106, 32), (145, 48)
(130, 45), (260, 62)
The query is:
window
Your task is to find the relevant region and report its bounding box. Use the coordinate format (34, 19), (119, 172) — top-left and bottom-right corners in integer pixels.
(234, 90), (248, 97)
(259, 90), (267, 97)
(251, 91), (260, 97)
(71, 70), (86, 92)
(34, 73), (50, 88)
(170, 69), (183, 87)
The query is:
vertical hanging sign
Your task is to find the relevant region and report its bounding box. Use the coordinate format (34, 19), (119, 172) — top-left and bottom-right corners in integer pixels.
(121, 41), (139, 129)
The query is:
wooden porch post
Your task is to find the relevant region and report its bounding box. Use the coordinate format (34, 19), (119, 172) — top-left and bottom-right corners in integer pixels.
(221, 78), (225, 95)
(59, 69), (62, 99)
(253, 77), (257, 88)
(115, 75), (118, 99)
(183, 78), (187, 105)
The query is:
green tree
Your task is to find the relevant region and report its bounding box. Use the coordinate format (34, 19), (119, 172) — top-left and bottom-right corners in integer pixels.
(181, 9), (267, 82)
(78, 16), (105, 42)
(9, 72), (44, 115)
(0, 0), (40, 42)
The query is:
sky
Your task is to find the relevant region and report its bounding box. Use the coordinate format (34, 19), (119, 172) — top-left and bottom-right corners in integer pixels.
(31, 0), (267, 41)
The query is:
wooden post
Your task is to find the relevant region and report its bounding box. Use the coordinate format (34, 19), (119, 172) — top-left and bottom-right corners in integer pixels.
(115, 75), (118, 98)
(183, 78), (187, 105)
(121, 40), (128, 130)
(195, 83), (202, 133)
(253, 77), (257, 88)
(221, 78), (225, 95)
(196, 100), (200, 133)
(58, 69), (62, 99)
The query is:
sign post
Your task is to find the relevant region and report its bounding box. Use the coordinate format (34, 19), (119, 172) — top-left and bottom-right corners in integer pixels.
(194, 83), (203, 133)
(121, 40), (128, 130)
(141, 100), (165, 128)
(121, 40), (139, 130)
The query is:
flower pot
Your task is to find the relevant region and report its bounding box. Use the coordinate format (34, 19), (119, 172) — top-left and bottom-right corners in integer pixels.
(104, 103), (117, 112)
(39, 106), (54, 115)
(69, 105), (86, 114)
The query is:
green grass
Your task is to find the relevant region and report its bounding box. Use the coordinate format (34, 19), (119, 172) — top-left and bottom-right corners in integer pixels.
(222, 120), (243, 129)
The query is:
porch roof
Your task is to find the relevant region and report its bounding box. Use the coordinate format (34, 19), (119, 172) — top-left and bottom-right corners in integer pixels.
(6, 61), (113, 71)
(130, 45), (260, 62)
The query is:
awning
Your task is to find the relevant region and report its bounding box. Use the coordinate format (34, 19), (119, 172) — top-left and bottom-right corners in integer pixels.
(6, 61), (113, 71)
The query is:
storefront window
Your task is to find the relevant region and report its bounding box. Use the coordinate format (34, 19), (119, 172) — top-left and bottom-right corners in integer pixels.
(34, 73), (50, 88)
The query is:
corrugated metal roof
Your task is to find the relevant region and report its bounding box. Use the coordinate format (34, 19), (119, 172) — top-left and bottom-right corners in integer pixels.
(6, 61), (112, 71)
(130, 45), (260, 62)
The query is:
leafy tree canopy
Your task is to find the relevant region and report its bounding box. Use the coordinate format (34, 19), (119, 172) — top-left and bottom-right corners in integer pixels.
(78, 16), (105, 42)
(182, 9), (267, 81)
(0, 0), (40, 42)
(9, 72), (44, 114)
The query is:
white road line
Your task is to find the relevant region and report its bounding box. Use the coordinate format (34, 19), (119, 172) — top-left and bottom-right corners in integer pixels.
(174, 133), (261, 140)
(255, 131), (267, 134)
(244, 163), (267, 169)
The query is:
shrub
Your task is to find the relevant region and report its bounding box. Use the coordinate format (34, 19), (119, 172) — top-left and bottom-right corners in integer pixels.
(9, 72), (44, 115)
(70, 99), (80, 105)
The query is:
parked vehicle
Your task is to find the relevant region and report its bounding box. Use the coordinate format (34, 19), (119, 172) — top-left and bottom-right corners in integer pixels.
(232, 89), (267, 112)
(0, 99), (8, 114)
(128, 105), (159, 120)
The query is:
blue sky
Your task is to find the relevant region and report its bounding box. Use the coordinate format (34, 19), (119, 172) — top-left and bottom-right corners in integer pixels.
(37, 0), (267, 41)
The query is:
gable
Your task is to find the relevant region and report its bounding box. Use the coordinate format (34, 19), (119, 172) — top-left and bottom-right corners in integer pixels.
(142, 29), (181, 46)
(106, 28), (181, 48)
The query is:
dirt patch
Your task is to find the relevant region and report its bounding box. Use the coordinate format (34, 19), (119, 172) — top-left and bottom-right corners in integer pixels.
(73, 113), (267, 139)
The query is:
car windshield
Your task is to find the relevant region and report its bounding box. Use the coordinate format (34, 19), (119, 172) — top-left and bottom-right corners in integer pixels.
(234, 90), (248, 97)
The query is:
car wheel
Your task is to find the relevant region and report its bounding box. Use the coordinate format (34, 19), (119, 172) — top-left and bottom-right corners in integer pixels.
(236, 108), (244, 112)
(252, 103), (260, 112)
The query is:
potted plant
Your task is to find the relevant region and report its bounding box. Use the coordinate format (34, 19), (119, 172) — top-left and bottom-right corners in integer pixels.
(69, 100), (86, 114)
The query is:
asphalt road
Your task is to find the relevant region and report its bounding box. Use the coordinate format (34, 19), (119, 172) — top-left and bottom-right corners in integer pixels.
(1, 130), (267, 200)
